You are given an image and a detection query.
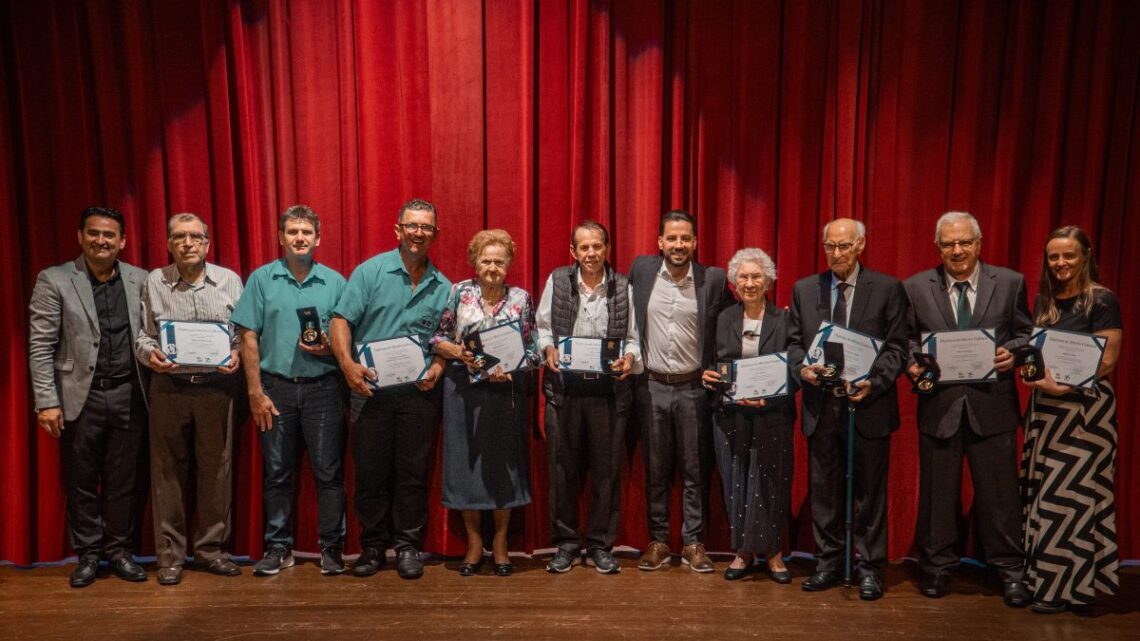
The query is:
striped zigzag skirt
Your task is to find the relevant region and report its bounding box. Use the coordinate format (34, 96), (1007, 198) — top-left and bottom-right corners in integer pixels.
(1021, 380), (1118, 605)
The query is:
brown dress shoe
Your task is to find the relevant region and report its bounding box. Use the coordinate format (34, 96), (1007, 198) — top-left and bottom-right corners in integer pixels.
(157, 566), (183, 586)
(638, 541), (672, 571)
(681, 543), (715, 573)
(199, 558), (242, 577)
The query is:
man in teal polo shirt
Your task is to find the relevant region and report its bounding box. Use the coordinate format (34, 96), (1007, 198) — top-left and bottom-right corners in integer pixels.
(232, 205), (348, 576)
(330, 198), (451, 580)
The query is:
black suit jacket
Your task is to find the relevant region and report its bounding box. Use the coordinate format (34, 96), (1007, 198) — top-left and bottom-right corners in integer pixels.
(714, 300), (797, 424)
(629, 255), (731, 370)
(787, 265), (909, 438)
(903, 262), (1032, 438)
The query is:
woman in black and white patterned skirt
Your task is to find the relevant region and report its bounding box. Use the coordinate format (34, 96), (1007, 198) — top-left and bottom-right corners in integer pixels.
(1021, 226), (1123, 614)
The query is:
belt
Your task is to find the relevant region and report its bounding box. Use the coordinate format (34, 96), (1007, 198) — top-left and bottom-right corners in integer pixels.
(563, 370), (608, 381)
(646, 368), (702, 385)
(171, 373), (226, 385)
(91, 374), (133, 390)
(264, 371), (336, 385)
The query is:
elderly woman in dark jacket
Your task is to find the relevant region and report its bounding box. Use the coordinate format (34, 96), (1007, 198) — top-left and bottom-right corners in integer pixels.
(703, 248), (797, 582)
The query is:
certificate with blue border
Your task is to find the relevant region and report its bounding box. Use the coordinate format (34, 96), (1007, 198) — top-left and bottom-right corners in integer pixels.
(355, 335), (431, 389)
(726, 352), (789, 402)
(921, 329), (997, 383)
(1029, 327), (1106, 389)
(803, 322), (882, 384)
(556, 336), (622, 373)
(159, 320), (232, 367)
(472, 320), (527, 373)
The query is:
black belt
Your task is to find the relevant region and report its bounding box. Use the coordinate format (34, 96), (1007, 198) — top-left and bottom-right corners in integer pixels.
(563, 370), (608, 381)
(91, 374), (133, 390)
(264, 371), (336, 385)
(646, 368), (702, 385)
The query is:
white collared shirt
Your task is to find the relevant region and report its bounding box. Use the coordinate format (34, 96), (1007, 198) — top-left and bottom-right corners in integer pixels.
(644, 261), (700, 374)
(534, 267), (642, 371)
(945, 262), (981, 319)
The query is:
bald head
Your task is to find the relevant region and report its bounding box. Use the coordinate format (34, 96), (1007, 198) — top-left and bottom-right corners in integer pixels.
(822, 218), (865, 280)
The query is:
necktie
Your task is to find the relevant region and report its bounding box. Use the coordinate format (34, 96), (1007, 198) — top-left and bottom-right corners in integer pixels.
(954, 281), (971, 330)
(832, 282), (850, 327)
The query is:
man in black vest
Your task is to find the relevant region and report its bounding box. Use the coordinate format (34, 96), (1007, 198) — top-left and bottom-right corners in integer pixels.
(629, 210), (731, 573)
(537, 221), (641, 574)
(787, 218), (908, 600)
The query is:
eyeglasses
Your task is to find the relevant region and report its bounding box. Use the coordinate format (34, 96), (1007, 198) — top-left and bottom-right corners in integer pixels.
(399, 222), (438, 234)
(170, 232), (208, 244)
(823, 242), (857, 254)
(937, 239), (977, 251)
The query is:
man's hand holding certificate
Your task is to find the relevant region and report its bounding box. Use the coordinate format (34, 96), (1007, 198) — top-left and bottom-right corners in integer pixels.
(159, 320), (233, 367)
(920, 329), (998, 383)
(803, 322), (882, 385)
(356, 336), (430, 389)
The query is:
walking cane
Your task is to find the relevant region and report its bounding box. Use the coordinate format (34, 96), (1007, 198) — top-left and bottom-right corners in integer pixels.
(843, 400), (856, 588)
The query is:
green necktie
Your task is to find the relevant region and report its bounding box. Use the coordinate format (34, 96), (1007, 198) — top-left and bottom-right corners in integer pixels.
(954, 281), (971, 330)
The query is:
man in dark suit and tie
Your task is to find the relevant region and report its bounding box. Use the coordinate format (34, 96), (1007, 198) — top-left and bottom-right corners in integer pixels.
(903, 211), (1032, 607)
(629, 210), (731, 573)
(788, 218), (908, 601)
(28, 206), (149, 587)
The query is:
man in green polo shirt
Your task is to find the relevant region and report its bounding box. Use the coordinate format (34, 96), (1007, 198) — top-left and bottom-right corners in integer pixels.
(232, 205), (348, 576)
(330, 198), (451, 580)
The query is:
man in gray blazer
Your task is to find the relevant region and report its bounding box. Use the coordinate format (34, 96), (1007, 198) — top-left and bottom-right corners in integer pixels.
(28, 206), (149, 587)
(629, 210), (731, 573)
(904, 211), (1032, 607)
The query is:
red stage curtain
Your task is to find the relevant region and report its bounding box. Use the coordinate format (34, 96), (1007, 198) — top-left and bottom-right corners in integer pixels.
(2, 0), (1137, 565)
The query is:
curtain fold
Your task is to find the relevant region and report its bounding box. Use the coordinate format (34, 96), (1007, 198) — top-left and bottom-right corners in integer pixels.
(3, 0), (1137, 564)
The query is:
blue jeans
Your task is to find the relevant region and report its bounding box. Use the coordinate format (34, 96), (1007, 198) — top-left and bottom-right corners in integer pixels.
(260, 372), (346, 549)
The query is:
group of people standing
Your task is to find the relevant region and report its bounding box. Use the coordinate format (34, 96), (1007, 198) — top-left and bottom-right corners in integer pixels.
(28, 203), (1120, 616)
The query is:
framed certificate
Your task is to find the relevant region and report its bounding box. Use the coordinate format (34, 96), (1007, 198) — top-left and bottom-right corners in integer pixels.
(467, 320), (527, 377)
(724, 352), (789, 402)
(1028, 327), (1106, 389)
(556, 336), (623, 373)
(159, 320), (233, 367)
(355, 336), (430, 389)
(920, 329), (997, 383)
(803, 322), (882, 384)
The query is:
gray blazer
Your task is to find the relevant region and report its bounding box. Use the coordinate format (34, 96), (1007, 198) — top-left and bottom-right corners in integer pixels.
(903, 262), (1032, 438)
(28, 256), (149, 421)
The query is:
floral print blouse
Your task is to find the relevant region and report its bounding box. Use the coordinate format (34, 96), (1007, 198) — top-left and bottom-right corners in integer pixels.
(430, 278), (541, 368)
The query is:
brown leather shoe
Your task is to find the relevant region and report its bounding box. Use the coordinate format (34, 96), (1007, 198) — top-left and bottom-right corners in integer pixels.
(156, 566), (183, 586)
(198, 558), (242, 577)
(638, 541), (671, 571)
(681, 543), (715, 573)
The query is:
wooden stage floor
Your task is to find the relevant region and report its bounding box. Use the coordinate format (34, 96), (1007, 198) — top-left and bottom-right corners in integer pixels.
(2, 554), (1136, 641)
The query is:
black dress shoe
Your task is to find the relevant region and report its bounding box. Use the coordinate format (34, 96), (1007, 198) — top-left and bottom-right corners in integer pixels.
(458, 558), (485, 576)
(493, 562), (513, 576)
(109, 557), (147, 582)
(801, 570), (839, 592)
(352, 546), (385, 577)
(156, 566), (183, 586)
(723, 565), (753, 581)
(920, 572), (948, 598)
(859, 573), (884, 601)
(769, 568), (792, 584)
(69, 554), (100, 588)
(1003, 581), (1031, 608)
(395, 547), (424, 580)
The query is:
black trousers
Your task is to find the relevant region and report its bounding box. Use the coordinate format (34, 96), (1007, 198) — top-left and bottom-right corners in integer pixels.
(350, 384), (441, 551)
(638, 377), (712, 545)
(807, 396), (889, 577)
(916, 415), (1025, 582)
(63, 378), (146, 560)
(545, 376), (627, 552)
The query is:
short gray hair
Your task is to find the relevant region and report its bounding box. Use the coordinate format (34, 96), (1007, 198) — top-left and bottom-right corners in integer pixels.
(167, 212), (209, 239)
(727, 248), (777, 286)
(821, 219), (865, 242)
(934, 211), (982, 244)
